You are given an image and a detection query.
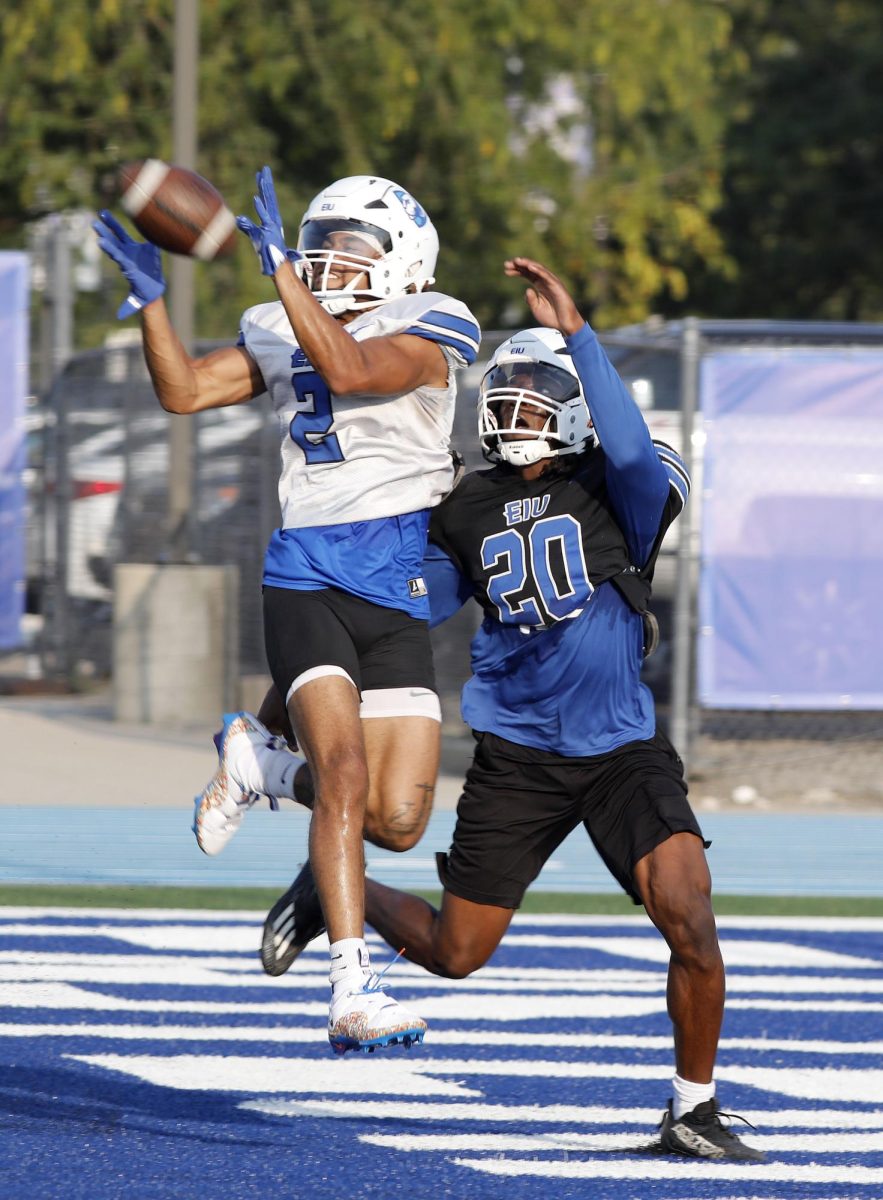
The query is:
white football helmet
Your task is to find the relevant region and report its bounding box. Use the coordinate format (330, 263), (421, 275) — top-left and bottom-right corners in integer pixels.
(295, 175), (439, 315)
(478, 327), (594, 466)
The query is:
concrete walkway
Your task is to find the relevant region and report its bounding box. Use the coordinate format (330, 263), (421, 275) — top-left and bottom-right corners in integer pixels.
(0, 691), (465, 810)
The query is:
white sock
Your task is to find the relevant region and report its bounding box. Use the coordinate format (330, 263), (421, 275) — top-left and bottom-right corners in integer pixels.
(672, 1074), (715, 1119)
(329, 937), (371, 996)
(251, 742), (303, 798)
(228, 734), (303, 798)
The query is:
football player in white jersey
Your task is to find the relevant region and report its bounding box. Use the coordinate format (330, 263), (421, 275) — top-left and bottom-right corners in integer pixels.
(94, 167), (480, 1054)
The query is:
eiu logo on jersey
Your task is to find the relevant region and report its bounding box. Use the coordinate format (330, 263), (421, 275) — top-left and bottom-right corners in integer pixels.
(407, 576), (428, 598)
(291, 349), (313, 372)
(393, 189), (427, 227)
(503, 495), (550, 526)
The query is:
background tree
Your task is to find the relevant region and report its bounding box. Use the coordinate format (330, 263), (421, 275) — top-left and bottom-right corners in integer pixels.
(689, 0), (883, 321)
(2, 0), (744, 348)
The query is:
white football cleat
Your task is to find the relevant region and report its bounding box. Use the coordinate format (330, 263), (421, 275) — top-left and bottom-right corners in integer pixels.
(192, 712), (281, 856)
(328, 971), (427, 1056)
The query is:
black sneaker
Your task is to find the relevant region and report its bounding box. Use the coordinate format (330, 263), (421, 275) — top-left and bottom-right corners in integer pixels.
(659, 1098), (765, 1161)
(260, 861), (326, 976)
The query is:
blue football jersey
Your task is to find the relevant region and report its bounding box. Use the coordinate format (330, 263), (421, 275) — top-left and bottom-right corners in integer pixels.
(424, 321), (690, 755)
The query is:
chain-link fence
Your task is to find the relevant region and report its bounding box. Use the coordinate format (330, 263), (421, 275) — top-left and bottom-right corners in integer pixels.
(27, 323), (883, 808)
(605, 318), (883, 812)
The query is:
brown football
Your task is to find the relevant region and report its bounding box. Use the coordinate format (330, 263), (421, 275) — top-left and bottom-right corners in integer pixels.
(117, 159), (238, 260)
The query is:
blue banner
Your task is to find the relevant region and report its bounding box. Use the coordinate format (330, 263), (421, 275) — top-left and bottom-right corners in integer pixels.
(0, 253), (28, 650)
(698, 348), (883, 708)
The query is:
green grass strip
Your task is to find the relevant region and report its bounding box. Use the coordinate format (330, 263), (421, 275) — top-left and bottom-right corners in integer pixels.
(0, 884), (881, 917)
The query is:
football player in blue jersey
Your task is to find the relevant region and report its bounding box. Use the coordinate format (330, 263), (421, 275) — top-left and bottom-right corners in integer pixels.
(94, 167), (480, 1055)
(259, 256), (764, 1158)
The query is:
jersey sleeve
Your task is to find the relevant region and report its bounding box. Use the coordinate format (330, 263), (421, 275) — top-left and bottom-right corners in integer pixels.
(403, 298), (481, 368)
(566, 322), (672, 566)
(423, 539), (473, 628)
(653, 439), (691, 516)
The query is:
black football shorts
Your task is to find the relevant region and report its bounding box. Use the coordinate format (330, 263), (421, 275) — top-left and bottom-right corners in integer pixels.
(263, 585), (436, 702)
(436, 728), (708, 908)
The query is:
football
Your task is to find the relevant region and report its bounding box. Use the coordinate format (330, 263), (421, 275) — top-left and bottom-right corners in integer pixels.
(117, 159), (238, 260)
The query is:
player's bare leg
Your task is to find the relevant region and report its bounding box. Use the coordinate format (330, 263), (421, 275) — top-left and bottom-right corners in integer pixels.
(366, 884), (515, 978)
(258, 683), (440, 851)
(633, 831), (723, 1083)
(636, 832), (764, 1160)
(634, 832), (722, 1081)
(286, 674), (367, 943)
(258, 692), (440, 978)
(287, 674), (426, 1053)
(362, 715), (440, 851)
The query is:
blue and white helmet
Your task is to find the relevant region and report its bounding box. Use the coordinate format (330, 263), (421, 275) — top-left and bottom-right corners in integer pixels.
(295, 175), (439, 315)
(478, 327), (594, 466)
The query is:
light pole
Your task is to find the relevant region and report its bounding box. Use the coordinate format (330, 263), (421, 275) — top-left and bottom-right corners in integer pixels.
(167, 0), (198, 561)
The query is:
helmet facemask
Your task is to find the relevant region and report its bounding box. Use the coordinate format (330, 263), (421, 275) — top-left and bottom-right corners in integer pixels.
(295, 219), (391, 315)
(478, 341), (594, 466)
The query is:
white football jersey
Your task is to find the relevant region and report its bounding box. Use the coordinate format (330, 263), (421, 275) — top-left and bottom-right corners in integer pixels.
(239, 292), (480, 528)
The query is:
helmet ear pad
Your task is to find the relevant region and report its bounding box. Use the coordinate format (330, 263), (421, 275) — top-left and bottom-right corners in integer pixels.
(296, 176), (439, 313)
(478, 327), (594, 465)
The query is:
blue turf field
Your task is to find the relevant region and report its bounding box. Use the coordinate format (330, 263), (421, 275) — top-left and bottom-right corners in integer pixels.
(0, 906), (881, 1199)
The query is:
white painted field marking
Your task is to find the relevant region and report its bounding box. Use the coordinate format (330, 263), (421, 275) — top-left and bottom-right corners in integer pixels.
(0, 982), (326, 1015)
(7, 1023), (882, 1056)
(6, 954), (883, 998)
(66, 1052), (883, 1106)
(365, 1132), (654, 1153)
(719, 1066), (883, 1103)
(730, 999), (883, 1013)
(242, 1097), (883, 1129)
(0, 923), (268, 952)
(452, 1158), (883, 1185)
(503, 934), (882, 969)
(363, 1130), (883, 1154)
(68, 1054), (479, 1097)
(0, 962), (283, 988)
(2, 909), (881, 934)
(0, 1023), (331, 1042)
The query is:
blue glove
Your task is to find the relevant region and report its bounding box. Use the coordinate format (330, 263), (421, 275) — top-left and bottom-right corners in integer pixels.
(93, 210), (166, 320)
(236, 166), (300, 276)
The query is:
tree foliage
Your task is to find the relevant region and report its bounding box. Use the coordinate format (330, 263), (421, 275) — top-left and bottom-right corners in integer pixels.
(10, 0), (869, 352)
(690, 0), (883, 320)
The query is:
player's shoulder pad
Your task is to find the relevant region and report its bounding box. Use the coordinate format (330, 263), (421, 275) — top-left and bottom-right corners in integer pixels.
(653, 438), (691, 509)
(353, 292), (481, 366)
(238, 301), (292, 343)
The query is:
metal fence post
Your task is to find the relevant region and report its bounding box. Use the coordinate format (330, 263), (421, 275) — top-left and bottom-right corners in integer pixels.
(669, 317), (700, 768)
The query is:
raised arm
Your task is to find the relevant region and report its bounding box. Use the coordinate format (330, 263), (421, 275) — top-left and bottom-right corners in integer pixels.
(506, 255), (671, 561)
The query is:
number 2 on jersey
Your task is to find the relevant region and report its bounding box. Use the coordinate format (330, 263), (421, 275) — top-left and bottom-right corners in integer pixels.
(288, 360), (344, 464)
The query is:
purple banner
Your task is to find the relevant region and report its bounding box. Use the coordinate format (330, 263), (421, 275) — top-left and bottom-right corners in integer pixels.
(0, 253), (28, 650)
(698, 349), (883, 709)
